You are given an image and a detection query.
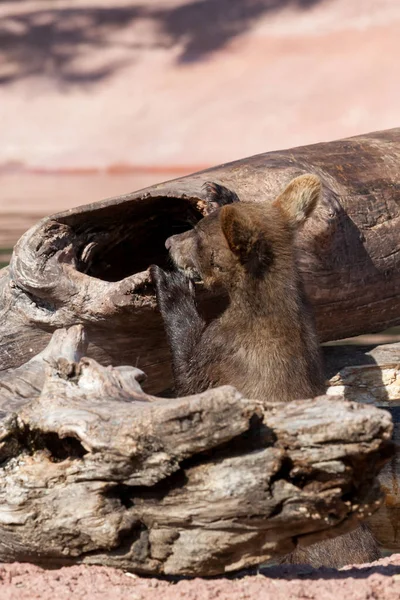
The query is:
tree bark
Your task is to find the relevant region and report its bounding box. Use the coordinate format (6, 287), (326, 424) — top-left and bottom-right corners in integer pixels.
(325, 341), (400, 550)
(0, 326), (392, 575)
(1, 128), (400, 395)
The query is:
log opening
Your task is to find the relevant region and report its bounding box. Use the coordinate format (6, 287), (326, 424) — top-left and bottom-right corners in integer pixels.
(58, 196), (203, 282)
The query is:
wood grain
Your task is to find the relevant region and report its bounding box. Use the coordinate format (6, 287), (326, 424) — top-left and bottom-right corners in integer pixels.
(0, 326), (392, 575)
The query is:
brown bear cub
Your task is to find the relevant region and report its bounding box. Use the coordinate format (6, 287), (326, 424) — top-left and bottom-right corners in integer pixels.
(152, 175), (324, 400)
(151, 175), (379, 568)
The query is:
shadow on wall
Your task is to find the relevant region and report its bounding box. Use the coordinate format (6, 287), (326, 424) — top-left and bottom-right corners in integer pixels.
(0, 0), (323, 86)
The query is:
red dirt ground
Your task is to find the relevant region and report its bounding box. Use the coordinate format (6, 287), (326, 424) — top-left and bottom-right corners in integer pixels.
(0, 555), (399, 600)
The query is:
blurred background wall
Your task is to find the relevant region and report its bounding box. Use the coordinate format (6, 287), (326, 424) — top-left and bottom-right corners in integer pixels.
(1, 0), (399, 263)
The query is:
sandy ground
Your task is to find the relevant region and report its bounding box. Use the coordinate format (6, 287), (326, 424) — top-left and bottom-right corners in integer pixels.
(0, 555), (399, 600)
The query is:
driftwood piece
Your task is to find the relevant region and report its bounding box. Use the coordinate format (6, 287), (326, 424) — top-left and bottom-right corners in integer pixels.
(1, 128), (400, 394)
(0, 326), (393, 575)
(324, 342), (400, 549)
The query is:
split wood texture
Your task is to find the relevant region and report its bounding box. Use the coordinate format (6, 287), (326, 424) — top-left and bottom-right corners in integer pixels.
(325, 341), (400, 550)
(0, 326), (393, 575)
(1, 128), (400, 396)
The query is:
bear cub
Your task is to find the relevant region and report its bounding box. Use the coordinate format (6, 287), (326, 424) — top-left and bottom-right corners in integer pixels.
(151, 174), (325, 401)
(151, 175), (379, 568)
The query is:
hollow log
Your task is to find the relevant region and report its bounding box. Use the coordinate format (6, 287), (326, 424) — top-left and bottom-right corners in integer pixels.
(1, 128), (400, 395)
(0, 326), (393, 575)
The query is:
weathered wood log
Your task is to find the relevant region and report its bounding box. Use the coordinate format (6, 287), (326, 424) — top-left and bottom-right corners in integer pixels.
(325, 342), (400, 406)
(0, 326), (393, 575)
(1, 128), (400, 395)
(324, 342), (400, 550)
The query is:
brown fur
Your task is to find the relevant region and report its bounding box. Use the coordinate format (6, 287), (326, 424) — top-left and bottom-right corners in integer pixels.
(153, 175), (324, 401)
(151, 175), (379, 567)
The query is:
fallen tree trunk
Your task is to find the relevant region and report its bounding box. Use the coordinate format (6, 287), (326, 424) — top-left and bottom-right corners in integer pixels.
(0, 326), (393, 575)
(1, 128), (400, 394)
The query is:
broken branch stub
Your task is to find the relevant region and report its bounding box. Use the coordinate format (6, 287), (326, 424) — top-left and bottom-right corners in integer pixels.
(1, 128), (400, 396)
(0, 327), (393, 575)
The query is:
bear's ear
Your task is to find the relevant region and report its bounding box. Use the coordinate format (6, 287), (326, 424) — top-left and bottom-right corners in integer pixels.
(273, 174), (321, 228)
(220, 204), (273, 276)
(202, 181), (240, 215)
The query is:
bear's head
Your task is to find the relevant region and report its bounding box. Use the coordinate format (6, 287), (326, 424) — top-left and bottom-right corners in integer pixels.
(165, 174), (321, 291)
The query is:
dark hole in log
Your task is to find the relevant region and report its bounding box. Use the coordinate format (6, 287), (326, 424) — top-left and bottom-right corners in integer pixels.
(17, 428), (88, 462)
(105, 484), (136, 509)
(65, 196), (203, 282)
(39, 433), (88, 462)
